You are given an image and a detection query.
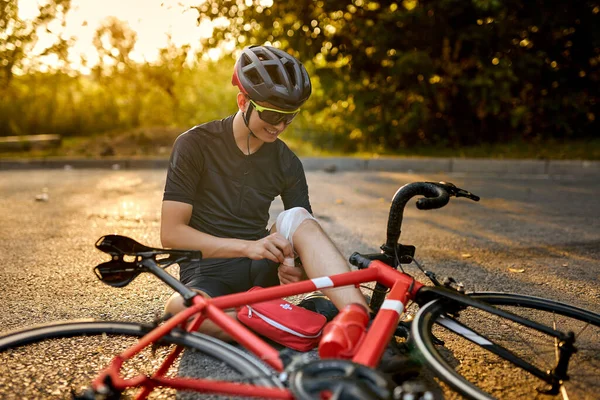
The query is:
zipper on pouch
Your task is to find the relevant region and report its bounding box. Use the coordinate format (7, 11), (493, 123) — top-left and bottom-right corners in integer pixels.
(246, 306), (322, 338)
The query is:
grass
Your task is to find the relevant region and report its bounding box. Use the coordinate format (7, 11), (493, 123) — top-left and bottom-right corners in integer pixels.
(0, 127), (182, 160)
(284, 137), (600, 160)
(1, 127), (599, 160)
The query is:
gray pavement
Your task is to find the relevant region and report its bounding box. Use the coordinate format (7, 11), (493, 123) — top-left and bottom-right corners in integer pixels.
(1, 156), (599, 176)
(0, 169), (599, 399)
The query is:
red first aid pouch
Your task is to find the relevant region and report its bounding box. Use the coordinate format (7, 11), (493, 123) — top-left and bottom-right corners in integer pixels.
(237, 287), (328, 352)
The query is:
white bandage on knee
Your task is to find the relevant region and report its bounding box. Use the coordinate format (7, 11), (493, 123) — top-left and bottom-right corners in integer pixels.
(275, 207), (317, 249)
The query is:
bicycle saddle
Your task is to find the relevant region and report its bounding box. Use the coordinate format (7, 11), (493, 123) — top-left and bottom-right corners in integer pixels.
(95, 234), (202, 260)
(96, 234), (155, 255)
(94, 235), (202, 288)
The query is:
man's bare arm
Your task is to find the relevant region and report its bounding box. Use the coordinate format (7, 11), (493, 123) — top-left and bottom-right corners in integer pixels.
(160, 200), (293, 262)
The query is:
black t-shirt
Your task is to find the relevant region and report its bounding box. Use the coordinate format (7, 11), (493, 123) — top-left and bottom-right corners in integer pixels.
(163, 115), (312, 240)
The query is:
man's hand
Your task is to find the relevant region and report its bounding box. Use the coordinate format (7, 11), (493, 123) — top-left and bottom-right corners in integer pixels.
(278, 263), (306, 285)
(245, 232), (293, 264)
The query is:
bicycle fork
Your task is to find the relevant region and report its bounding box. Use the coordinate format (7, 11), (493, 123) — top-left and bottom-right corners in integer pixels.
(353, 262), (424, 367)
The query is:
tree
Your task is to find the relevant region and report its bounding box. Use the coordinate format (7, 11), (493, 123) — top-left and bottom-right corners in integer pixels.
(91, 17), (143, 127)
(142, 36), (192, 121)
(0, 0), (72, 88)
(92, 16), (138, 73)
(192, 0), (600, 150)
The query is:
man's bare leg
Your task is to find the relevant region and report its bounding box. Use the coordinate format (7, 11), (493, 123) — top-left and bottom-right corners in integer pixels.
(164, 291), (235, 342)
(290, 219), (369, 310)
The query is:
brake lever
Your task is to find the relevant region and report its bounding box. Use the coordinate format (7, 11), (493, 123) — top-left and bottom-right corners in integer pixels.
(427, 181), (480, 202)
(455, 188), (480, 201)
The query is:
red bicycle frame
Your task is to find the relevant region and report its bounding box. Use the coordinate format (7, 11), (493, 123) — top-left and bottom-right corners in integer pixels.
(91, 260), (423, 399)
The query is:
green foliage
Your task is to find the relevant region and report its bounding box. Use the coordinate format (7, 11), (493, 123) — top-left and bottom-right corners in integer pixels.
(0, 11), (238, 141)
(0, 56), (238, 139)
(1, 0), (599, 156)
(195, 0), (600, 150)
(0, 0), (72, 87)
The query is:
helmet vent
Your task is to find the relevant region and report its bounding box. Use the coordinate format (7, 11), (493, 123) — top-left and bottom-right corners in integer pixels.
(283, 63), (297, 86)
(266, 65), (283, 85)
(246, 69), (262, 85)
(241, 53), (252, 66)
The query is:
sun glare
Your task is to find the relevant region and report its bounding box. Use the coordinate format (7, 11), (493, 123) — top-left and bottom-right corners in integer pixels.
(18, 0), (217, 73)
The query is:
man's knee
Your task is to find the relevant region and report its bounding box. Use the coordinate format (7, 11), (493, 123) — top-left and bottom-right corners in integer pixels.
(275, 207), (318, 248)
(164, 290), (209, 315)
(164, 291), (237, 342)
(165, 293), (183, 315)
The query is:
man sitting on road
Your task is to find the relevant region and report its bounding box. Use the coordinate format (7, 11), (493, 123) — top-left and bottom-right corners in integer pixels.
(161, 45), (368, 341)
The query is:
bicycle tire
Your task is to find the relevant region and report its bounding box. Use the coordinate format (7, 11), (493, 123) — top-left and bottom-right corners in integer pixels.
(0, 319), (281, 399)
(411, 292), (600, 400)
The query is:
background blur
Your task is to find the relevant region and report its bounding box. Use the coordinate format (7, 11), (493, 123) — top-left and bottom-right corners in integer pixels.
(1, 0), (599, 158)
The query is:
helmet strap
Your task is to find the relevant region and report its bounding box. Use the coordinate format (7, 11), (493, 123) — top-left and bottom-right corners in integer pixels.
(242, 102), (256, 155)
(242, 102), (253, 126)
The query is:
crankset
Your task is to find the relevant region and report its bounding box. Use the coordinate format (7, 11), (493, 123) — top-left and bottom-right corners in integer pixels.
(289, 359), (394, 400)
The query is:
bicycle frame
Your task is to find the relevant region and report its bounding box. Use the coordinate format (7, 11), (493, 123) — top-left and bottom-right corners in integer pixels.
(88, 181), (578, 399)
(91, 260), (423, 399)
(91, 255), (578, 399)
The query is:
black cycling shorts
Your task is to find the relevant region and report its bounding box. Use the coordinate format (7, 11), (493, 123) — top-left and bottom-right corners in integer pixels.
(178, 257), (280, 298)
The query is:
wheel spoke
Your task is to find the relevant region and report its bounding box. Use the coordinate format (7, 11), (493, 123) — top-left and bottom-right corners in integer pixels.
(554, 316), (560, 362)
(0, 321), (281, 398)
(412, 294), (600, 400)
(574, 323), (591, 339)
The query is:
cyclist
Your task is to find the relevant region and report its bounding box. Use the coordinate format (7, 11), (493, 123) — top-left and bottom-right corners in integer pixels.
(161, 45), (368, 341)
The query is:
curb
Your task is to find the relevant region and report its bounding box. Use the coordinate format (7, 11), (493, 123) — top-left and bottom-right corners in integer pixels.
(1, 157), (599, 176)
(300, 157), (600, 176)
(0, 158), (169, 170)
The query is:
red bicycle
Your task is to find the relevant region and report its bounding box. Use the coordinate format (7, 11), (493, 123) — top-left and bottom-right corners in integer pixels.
(1, 182), (598, 400)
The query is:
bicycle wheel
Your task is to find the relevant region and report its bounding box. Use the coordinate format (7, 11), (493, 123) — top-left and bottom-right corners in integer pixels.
(0, 320), (281, 399)
(412, 292), (600, 400)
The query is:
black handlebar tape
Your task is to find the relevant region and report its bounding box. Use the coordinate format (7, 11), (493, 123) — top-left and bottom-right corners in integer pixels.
(416, 193), (450, 210)
(386, 182), (448, 248)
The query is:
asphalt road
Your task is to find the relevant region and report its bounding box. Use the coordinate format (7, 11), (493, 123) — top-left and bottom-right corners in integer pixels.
(0, 169), (599, 399)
